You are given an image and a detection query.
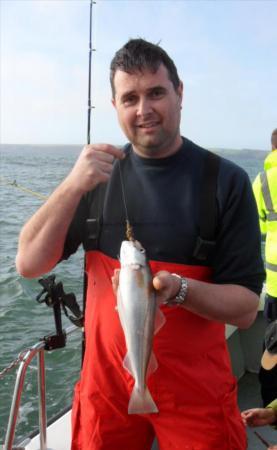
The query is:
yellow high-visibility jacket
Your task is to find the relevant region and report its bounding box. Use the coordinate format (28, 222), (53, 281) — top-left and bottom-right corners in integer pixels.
(253, 150), (277, 297)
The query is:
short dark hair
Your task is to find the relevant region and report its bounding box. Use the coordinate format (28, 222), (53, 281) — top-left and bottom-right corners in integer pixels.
(271, 128), (277, 148)
(110, 38), (181, 98)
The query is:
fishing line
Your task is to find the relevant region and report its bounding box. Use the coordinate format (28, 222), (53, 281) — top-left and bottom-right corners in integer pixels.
(0, 176), (48, 201)
(118, 161), (134, 241)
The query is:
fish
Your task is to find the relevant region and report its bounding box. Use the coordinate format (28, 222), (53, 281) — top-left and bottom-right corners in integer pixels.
(117, 239), (165, 414)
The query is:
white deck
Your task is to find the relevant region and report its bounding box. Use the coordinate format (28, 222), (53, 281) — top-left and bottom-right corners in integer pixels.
(22, 411), (71, 450)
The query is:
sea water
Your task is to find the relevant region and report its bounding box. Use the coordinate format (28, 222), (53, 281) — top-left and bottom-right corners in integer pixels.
(0, 143), (267, 443)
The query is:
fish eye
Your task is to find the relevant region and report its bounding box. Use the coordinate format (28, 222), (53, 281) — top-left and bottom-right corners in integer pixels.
(140, 248), (145, 253)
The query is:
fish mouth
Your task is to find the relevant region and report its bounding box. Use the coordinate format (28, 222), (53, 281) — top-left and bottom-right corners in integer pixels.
(133, 240), (146, 254)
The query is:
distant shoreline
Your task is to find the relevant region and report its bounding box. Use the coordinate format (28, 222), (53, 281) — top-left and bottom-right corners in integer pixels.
(0, 143), (268, 154)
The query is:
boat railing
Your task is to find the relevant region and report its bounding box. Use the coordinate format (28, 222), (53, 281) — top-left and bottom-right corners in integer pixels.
(2, 324), (79, 450)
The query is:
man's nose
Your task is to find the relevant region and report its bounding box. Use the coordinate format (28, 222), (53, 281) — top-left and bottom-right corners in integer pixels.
(136, 98), (153, 117)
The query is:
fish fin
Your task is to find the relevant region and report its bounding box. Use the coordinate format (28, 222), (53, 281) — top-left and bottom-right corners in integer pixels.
(146, 351), (158, 378)
(123, 353), (133, 376)
(154, 307), (166, 334)
(128, 385), (158, 415)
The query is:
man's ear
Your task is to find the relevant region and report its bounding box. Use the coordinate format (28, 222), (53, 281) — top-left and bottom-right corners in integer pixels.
(178, 81), (183, 104)
(111, 98), (116, 108)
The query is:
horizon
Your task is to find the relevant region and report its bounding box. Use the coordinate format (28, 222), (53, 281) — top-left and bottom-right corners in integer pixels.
(0, 142), (269, 153)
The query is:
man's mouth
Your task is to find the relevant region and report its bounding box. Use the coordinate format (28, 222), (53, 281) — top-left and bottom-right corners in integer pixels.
(137, 121), (159, 129)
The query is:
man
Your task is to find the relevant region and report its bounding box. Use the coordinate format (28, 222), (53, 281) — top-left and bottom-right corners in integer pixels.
(16, 39), (265, 450)
(253, 129), (277, 407)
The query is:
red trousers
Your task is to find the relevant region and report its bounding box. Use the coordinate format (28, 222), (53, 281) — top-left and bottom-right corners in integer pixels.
(71, 251), (246, 450)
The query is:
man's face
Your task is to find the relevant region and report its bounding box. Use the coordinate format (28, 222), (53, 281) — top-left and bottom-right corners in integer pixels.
(112, 64), (183, 158)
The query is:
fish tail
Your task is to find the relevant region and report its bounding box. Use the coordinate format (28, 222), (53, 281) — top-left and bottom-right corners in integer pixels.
(128, 385), (158, 414)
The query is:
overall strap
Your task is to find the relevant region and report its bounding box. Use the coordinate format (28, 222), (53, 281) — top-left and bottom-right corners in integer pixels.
(84, 144), (131, 250)
(85, 183), (107, 249)
(82, 182), (107, 361)
(193, 151), (220, 261)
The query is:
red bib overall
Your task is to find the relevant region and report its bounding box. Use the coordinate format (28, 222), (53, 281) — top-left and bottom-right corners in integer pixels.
(71, 251), (246, 450)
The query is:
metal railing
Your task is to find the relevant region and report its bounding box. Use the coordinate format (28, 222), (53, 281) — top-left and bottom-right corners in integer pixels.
(3, 325), (78, 450)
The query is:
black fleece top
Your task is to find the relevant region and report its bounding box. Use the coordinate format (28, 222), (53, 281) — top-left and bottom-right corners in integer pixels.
(62, 137), (265, 295)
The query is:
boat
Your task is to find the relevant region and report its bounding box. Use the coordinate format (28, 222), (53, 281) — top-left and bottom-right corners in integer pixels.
(2, 286), (276, 450)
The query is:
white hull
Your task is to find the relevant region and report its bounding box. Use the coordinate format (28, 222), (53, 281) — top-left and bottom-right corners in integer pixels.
(20, 411), (71, 450)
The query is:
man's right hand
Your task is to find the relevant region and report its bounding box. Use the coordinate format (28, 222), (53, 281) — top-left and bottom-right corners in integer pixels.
(66, 144), (125, 194)
(16, 144), (125, 278)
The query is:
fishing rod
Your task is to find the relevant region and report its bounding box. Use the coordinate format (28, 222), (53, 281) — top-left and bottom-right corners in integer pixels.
(87, 0), (96, 145)
(82, 0), (96, 361)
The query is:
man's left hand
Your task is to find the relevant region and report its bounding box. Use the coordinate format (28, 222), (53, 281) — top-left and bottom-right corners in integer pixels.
(153, 271), (181, 305)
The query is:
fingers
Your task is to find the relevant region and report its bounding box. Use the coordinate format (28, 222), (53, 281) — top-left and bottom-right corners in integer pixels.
(241, 410), (255, 426)
(67, 144), (125, 193)
(153, 271), (172, 290)
(152, 275), (164, 291)
(84, 144), (125, 161)
(153, 271), (181, 306)
(83, 144), (125, 180)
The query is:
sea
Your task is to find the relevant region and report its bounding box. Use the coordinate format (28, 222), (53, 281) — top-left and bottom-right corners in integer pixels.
(0, 143), (267, 444)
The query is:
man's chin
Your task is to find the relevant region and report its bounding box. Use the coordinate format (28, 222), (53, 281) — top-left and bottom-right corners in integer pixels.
(134, 135), (163, 151)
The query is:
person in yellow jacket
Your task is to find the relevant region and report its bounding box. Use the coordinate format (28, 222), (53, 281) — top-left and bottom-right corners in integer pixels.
(253, 136), (277, 408)
(253, 128), (277, 322)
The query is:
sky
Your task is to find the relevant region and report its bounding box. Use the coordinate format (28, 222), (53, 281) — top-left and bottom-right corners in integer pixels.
(1, 0), (276, 150)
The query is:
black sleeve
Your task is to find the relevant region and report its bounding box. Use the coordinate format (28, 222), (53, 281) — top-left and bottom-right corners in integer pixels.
(61, 195), (88, 260)
(212, 160), (265, 295)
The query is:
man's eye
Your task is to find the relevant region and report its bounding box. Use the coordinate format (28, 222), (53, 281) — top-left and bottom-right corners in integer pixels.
(123, 96), (136, 106)
(151, 89), (164, 99)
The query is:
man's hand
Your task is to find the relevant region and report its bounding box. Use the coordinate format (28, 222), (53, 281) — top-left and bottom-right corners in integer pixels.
(67, 144), (125, 194)
(112, 269), (181, 305)
(152, 271), (182, 305)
